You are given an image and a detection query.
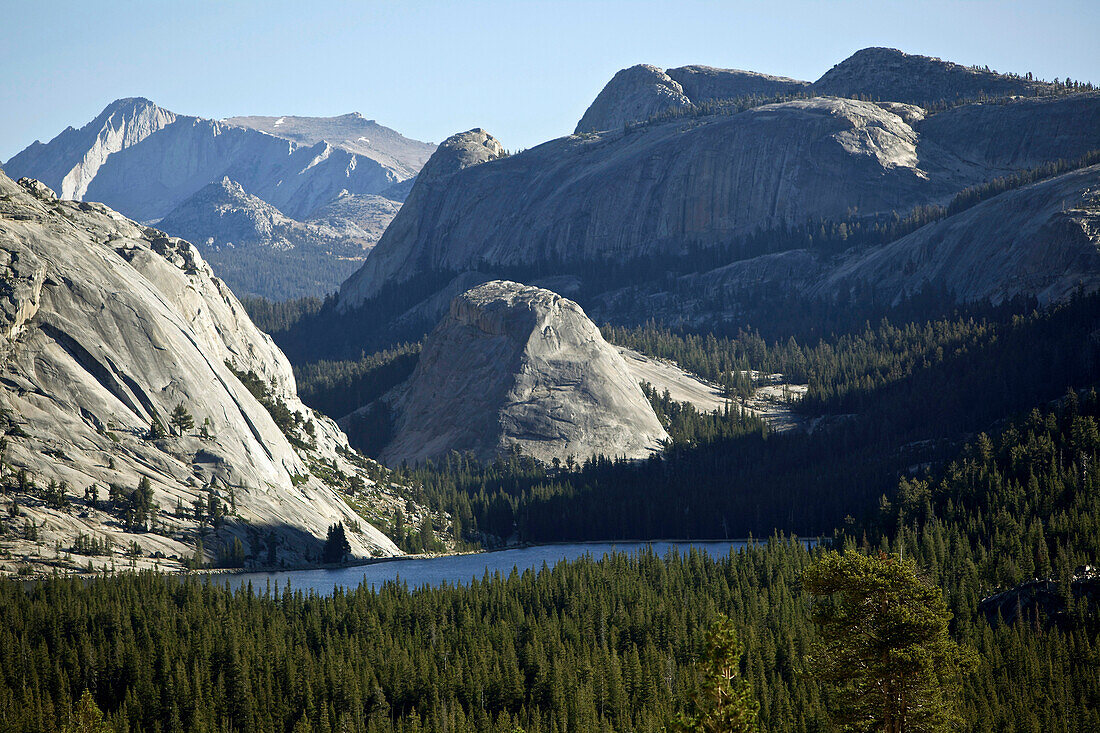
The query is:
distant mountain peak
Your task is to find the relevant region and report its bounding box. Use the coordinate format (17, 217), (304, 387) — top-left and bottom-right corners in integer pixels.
(4, 97), (179, 201)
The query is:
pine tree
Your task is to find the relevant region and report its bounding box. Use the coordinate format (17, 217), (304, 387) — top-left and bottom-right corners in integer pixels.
(323, 523), (351, 564)
(61, 690), (112, 733)
(148, 419), (166, 440)
(803, 551), (974, 733)
(671, 614), (759, 733)
(169, 403), (195, 436)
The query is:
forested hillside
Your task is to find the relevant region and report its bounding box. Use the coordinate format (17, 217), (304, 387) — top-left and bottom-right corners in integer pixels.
(271, 290), (1100, 547)
(2, 386), (1097, 731)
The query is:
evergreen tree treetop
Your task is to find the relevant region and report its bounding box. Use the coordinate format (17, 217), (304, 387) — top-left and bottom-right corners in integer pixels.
(804, 551), (975, 733)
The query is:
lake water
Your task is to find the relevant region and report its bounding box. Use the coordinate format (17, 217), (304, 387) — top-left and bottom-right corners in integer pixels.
(209, 541), (753, 596)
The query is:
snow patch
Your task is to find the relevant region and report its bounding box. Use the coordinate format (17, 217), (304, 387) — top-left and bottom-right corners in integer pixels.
(274, 117), (286, 127)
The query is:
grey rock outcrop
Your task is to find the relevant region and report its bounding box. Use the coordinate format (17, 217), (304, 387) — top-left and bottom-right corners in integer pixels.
(816, 164), (1100, 305)
(363, 281), (668, 466)
(575, 65), (692, 133)
(414, 129), (507, 182)
(340, 92), (1100, 312)
(339, 130), (506, 309)
(0, 171), (400, 570)
(666, 65), (810, 102)
(811, 47), (1054, 105)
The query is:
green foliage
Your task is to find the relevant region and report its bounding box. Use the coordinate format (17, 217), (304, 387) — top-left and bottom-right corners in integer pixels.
(216, 536), (246, 568)
(804, 551), (973, 733)
(147, 418), (166, 440)
(291, 343), (420, 419)
(322, 522), (351, 564)
(168, 402), (194, 436)
(671, 614), (759, 733)
(225, 360), (311, 448)
(60, 690), (111, 733)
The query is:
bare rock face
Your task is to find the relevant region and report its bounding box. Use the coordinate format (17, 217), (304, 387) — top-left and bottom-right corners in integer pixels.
(591, 166), (1100, 326)
(4, 98), (177, 203)
(339, 130), (507, 310)
(812, 47), (1053, 105)
(368, 281), (668, 466)
(817, 164), (1100, 305)
(666, 65), (810, 102)
(0, 171), (400, 570)
(338, 91), (1100, 315)
(415, 128), (507, 182)
(575, 65), (692, 133)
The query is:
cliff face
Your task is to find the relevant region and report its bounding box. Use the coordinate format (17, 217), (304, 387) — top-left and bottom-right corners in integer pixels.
(340, 93), (1100, 312)
(589, 165), (1100, 326)
(0, 172), (400, 571)
(359, 281), (668, 466)
(817, 165), (1100, 306)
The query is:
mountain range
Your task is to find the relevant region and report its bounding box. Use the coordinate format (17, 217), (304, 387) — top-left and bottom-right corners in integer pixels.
(333, 49), (1099, 344)
(4, 98), (435, 299)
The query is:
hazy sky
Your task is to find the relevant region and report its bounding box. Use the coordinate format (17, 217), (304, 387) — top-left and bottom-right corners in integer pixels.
(2, 0), (1098, 161)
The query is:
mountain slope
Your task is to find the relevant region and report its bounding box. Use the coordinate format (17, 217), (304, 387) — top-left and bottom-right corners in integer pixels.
(156, 178), (393, 299)
(4, 98), (176, 202)
(590, 164), (1100, 326)
(340, 93), (1100, 313)
(0, 172), (401, 571)
(817, 164), (1100, 305)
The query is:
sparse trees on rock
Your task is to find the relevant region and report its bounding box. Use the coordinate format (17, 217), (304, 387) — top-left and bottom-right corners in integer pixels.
(169, 403), (195, 436)
(148, 418), (167, 440)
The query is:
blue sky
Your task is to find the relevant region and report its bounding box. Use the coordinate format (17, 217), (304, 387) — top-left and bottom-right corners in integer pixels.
(2, 0), (1098, 161)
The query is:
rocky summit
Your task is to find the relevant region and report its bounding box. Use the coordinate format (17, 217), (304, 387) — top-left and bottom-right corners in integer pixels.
(811, 47), (1056, 106)
(575, 65), (693, 134)
(575, 63), (811, 133)
(0, 172), (400, 571)
(354, 281), (668, 466)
